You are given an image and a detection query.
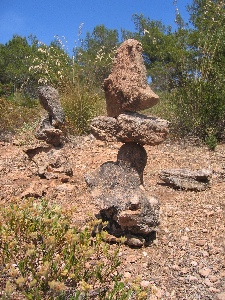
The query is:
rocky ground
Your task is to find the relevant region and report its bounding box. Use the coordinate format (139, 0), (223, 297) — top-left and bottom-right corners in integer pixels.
(0, 133), (225, 300)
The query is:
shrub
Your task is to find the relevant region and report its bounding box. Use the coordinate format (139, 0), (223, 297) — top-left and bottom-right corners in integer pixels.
(0, 97), (42, 139)
(61, 81), (106, 135)
(0, 198), (149, 299)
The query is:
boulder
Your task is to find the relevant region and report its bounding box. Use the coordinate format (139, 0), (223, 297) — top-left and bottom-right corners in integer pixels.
(159, 168), (212, 191)
(103, 39), (159, 117)
(85, 161), (160, 244)
(91, 112), (169, 145)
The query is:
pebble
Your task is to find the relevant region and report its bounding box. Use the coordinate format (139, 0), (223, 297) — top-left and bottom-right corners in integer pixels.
(196, 239), (207, 246)
(181, 235), (189, 241)
(126, 254), (137, 263)
(140, 280), (150, 288)
(209, 287), (220, 293)
(204, 278), (213, 287)
(208, 275), (218, 282)
(172, 264), (180, 271)
(187, 275), (198, 282)
(202, 250), (209, 257)
(199, 267), (211, 277)
(191, 260), (198, 267)
(124, 271), (131, 278)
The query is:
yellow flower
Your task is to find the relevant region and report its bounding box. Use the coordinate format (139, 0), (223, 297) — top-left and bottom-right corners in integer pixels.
(79, 280), (91, 292)
(29, 279), (37, 288)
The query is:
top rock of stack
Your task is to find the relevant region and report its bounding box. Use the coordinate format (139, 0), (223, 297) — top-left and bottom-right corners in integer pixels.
(103, 39), (159, 117)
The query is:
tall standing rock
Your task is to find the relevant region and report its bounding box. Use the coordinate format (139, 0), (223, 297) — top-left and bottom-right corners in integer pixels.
(103, 39), (159, 117)
(35, 86), (66, 147)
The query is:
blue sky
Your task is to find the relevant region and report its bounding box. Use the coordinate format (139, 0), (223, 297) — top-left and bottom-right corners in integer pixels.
(1, 0), (192, 54)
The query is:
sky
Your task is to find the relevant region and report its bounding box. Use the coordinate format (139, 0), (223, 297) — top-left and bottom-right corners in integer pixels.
(0, 0), (192, 55)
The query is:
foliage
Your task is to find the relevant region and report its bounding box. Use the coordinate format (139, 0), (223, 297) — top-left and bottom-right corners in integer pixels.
(61, 79), (105, 135)
(0, 97), (41, 137)
(0, 198), (149, 299)
(0, 2), (225, 142)
(170, 0), (225, 141)
(29, 36), (73, 92)
(74, 25), (119, 87)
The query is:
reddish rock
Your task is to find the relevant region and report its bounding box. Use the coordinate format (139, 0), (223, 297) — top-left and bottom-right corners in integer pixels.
(103, 39), (159, 117)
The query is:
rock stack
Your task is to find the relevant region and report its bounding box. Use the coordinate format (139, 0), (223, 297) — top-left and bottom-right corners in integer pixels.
(23, 86), (73, 181)
(35, 86), (66, 147)
(85, 39), (169, 246)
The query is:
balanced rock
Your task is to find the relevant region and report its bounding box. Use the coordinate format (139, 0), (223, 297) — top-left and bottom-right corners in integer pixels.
(85, 144), (160, 244)
(159, 168), (212, 191)
(91, 112), (169, 145)
(117, 142), (147, 184)
(36, 86), (66, 146)
(38, 86), (65, 125)
(103, 39), (159, 117)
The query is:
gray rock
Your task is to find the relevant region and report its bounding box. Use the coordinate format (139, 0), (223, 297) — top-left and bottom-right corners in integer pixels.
(35, 117), (64, 147)
(38, 86), (65, 125)
(103, 39), (159, 117)
(91, 112), (169, 146)
(159, 168), (212, 191)
(85, 161), (160, 240)
(25, 147), (73, 179)
(117, 142), (147, 184)
(36, 86), (66, 146)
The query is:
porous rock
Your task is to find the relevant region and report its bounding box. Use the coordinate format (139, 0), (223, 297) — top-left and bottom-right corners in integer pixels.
(25, 146), (73, 179)
(85, 161), (160, 243)
(35, 116), (64, 147)
(103, 39), (159, 117)
(38, 86), (65, 125)
(36, 86), (66, 146)
(91, 112), (169, 145)
(159, 168), (212, 191)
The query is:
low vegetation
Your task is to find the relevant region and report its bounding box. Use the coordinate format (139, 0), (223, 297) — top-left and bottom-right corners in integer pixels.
(0, 198), (149, 299)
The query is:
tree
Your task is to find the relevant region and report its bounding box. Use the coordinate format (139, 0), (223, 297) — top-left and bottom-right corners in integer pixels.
(171, 0), (225, 140)
(0, 35), (33, 93)
(74, 25), (119, 86)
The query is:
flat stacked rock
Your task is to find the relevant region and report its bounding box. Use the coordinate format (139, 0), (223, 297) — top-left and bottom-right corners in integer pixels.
(86, 39), (169, 246)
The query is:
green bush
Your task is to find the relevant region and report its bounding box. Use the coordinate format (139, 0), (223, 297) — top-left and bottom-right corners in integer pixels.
(61, 81), (105, 135)
(0, 198), (149, 299)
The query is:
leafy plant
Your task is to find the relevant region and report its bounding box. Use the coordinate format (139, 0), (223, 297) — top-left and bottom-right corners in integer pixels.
(0, 198), (149, 299)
